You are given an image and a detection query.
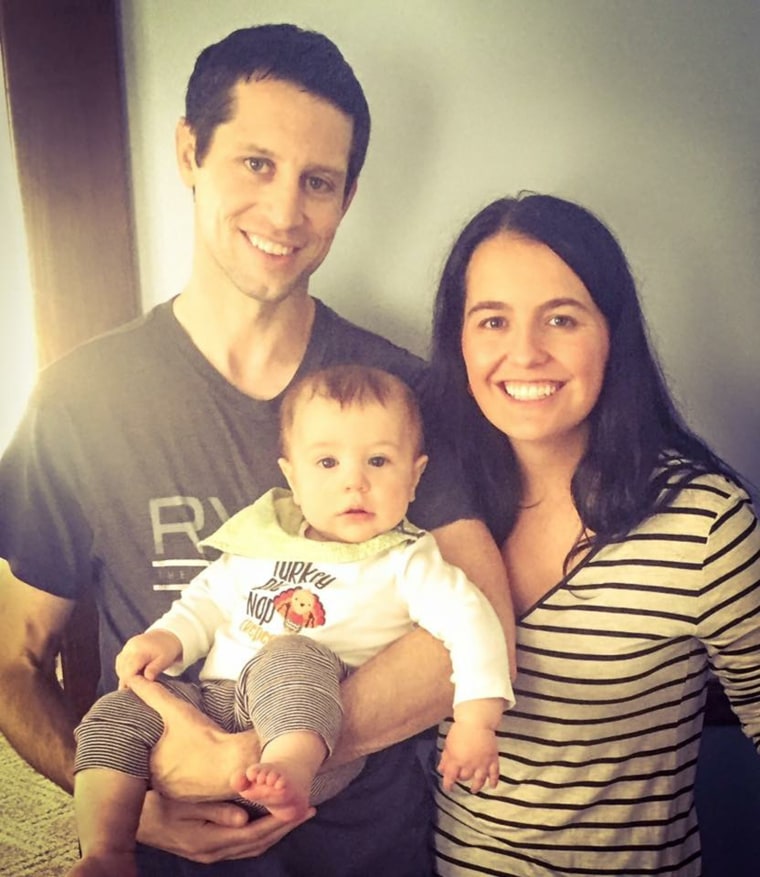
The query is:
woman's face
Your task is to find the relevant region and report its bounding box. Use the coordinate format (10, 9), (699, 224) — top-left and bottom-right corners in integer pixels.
(461, 232), (610, 458)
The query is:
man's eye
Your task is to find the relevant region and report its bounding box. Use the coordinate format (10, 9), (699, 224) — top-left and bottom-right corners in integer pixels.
(369, 456), (387, 468)
(246, 158), (269, 173)
(306, 176), (333, 193)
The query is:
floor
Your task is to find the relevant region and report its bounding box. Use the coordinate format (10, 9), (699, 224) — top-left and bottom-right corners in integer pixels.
(0, 733), (78, 876)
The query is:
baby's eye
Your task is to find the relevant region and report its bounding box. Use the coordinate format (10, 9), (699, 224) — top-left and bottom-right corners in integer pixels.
(318, 457), (338, 469)
(369, 456), (388, 468)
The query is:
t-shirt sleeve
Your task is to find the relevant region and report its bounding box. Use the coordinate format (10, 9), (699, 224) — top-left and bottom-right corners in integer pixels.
(406, 369), (481, 531)
(0, 382), (94, 599)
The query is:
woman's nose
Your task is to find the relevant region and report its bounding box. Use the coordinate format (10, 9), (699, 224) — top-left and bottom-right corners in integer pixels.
(506, 324), (548, 367)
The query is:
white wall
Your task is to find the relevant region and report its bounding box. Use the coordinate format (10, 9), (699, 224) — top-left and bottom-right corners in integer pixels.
(119, 0), (760, 490)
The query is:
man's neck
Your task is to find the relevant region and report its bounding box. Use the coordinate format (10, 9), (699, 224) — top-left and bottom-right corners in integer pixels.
(172, 288), (316, 400)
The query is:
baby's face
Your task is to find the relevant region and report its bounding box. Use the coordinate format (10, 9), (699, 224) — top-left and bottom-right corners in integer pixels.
(279, 396), (427, 543)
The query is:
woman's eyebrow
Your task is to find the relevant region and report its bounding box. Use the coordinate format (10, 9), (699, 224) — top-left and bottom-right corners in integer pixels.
(465, 300), (509, 318)
(539, 297), (592, 312)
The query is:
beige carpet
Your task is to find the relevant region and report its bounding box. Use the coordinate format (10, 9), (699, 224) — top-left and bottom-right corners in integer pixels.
(0, 733), (78, 876)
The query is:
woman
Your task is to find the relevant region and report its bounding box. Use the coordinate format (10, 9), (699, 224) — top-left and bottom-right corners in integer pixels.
(428, 193), (760, 876)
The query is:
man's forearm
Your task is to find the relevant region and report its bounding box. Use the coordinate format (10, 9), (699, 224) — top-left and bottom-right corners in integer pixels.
(0, 561), (78, 792)
(0, 662), (77, 792)
(330, 626), (454, 766)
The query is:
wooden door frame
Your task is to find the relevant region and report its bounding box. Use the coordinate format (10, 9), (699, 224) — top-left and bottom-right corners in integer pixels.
(1, 0), (140, 718)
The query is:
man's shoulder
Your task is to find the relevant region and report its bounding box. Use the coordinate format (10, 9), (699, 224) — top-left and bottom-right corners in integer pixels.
(38, 302), (172, 394)
(312, 299), (426, 386)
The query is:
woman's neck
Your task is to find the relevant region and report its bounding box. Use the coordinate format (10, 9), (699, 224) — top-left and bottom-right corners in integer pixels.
(512, 431), (589, 506)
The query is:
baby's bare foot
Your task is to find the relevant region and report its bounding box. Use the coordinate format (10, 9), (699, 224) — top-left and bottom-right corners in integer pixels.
(230, 761), (311, 821)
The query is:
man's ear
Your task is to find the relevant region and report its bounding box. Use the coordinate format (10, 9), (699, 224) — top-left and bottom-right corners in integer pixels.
(176, 118), (198, 189)
(278, 457), (299, 504)
(342, 180), (357, 215)
(410, 454), (429, 501)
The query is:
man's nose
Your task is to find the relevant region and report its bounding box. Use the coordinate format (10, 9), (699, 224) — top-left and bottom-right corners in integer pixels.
(263, 174), (304, 229)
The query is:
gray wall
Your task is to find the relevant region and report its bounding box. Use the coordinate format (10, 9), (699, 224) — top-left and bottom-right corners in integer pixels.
(119, 0), (760, 490)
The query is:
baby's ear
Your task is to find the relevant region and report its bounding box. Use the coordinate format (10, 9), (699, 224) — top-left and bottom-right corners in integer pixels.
(278, 458), (299, 503)
(410, 454), (429, 500)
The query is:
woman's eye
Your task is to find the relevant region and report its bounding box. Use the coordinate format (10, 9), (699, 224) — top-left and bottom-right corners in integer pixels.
(479, 316), (506, 330)
(548, 314), (576, 328)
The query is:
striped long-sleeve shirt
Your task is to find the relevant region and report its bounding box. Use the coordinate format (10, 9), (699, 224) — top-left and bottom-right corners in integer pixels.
(434, 470), (760, 876)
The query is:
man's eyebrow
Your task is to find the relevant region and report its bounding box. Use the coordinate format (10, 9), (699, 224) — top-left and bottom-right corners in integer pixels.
(307, 164), (347, 179)
(239, 142), (275, 156)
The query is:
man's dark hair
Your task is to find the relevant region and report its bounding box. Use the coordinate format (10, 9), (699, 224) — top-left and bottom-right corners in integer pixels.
(184, 23), (370, 197)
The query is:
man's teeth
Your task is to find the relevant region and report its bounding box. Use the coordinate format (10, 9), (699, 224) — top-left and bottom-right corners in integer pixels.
(247, 234), (295, 256)
(503, 382), (559, 400)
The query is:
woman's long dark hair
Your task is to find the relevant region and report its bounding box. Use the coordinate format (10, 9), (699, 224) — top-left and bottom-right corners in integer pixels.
(429, 193), (736, 552)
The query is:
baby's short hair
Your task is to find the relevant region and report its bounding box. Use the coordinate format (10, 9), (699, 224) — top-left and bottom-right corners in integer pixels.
(279, 365), (424, 456)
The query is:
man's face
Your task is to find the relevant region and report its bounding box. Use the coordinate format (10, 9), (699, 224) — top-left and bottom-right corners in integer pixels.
(177, 77), (355, 306)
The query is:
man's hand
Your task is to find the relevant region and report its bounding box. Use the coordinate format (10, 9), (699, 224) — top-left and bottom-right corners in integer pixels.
(127, 674), (261, 801)
(129, 676), (315, 862)
(137, 791), (314, 863)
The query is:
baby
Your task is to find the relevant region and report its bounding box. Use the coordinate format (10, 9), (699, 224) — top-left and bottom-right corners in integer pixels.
(68, 364), (513, 876)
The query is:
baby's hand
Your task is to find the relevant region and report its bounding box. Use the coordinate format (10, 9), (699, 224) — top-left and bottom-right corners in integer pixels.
(437, 721), (500, 794)
(115, 629), (183, 688)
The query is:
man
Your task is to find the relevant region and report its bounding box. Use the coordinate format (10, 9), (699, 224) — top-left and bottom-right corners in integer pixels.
(0, 24), (512, 876)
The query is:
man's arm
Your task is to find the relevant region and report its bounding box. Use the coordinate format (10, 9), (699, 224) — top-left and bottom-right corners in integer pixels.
(0, 560), (77, 791)
(332, 517), (515, 765)
(0, 560), (311, 862)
